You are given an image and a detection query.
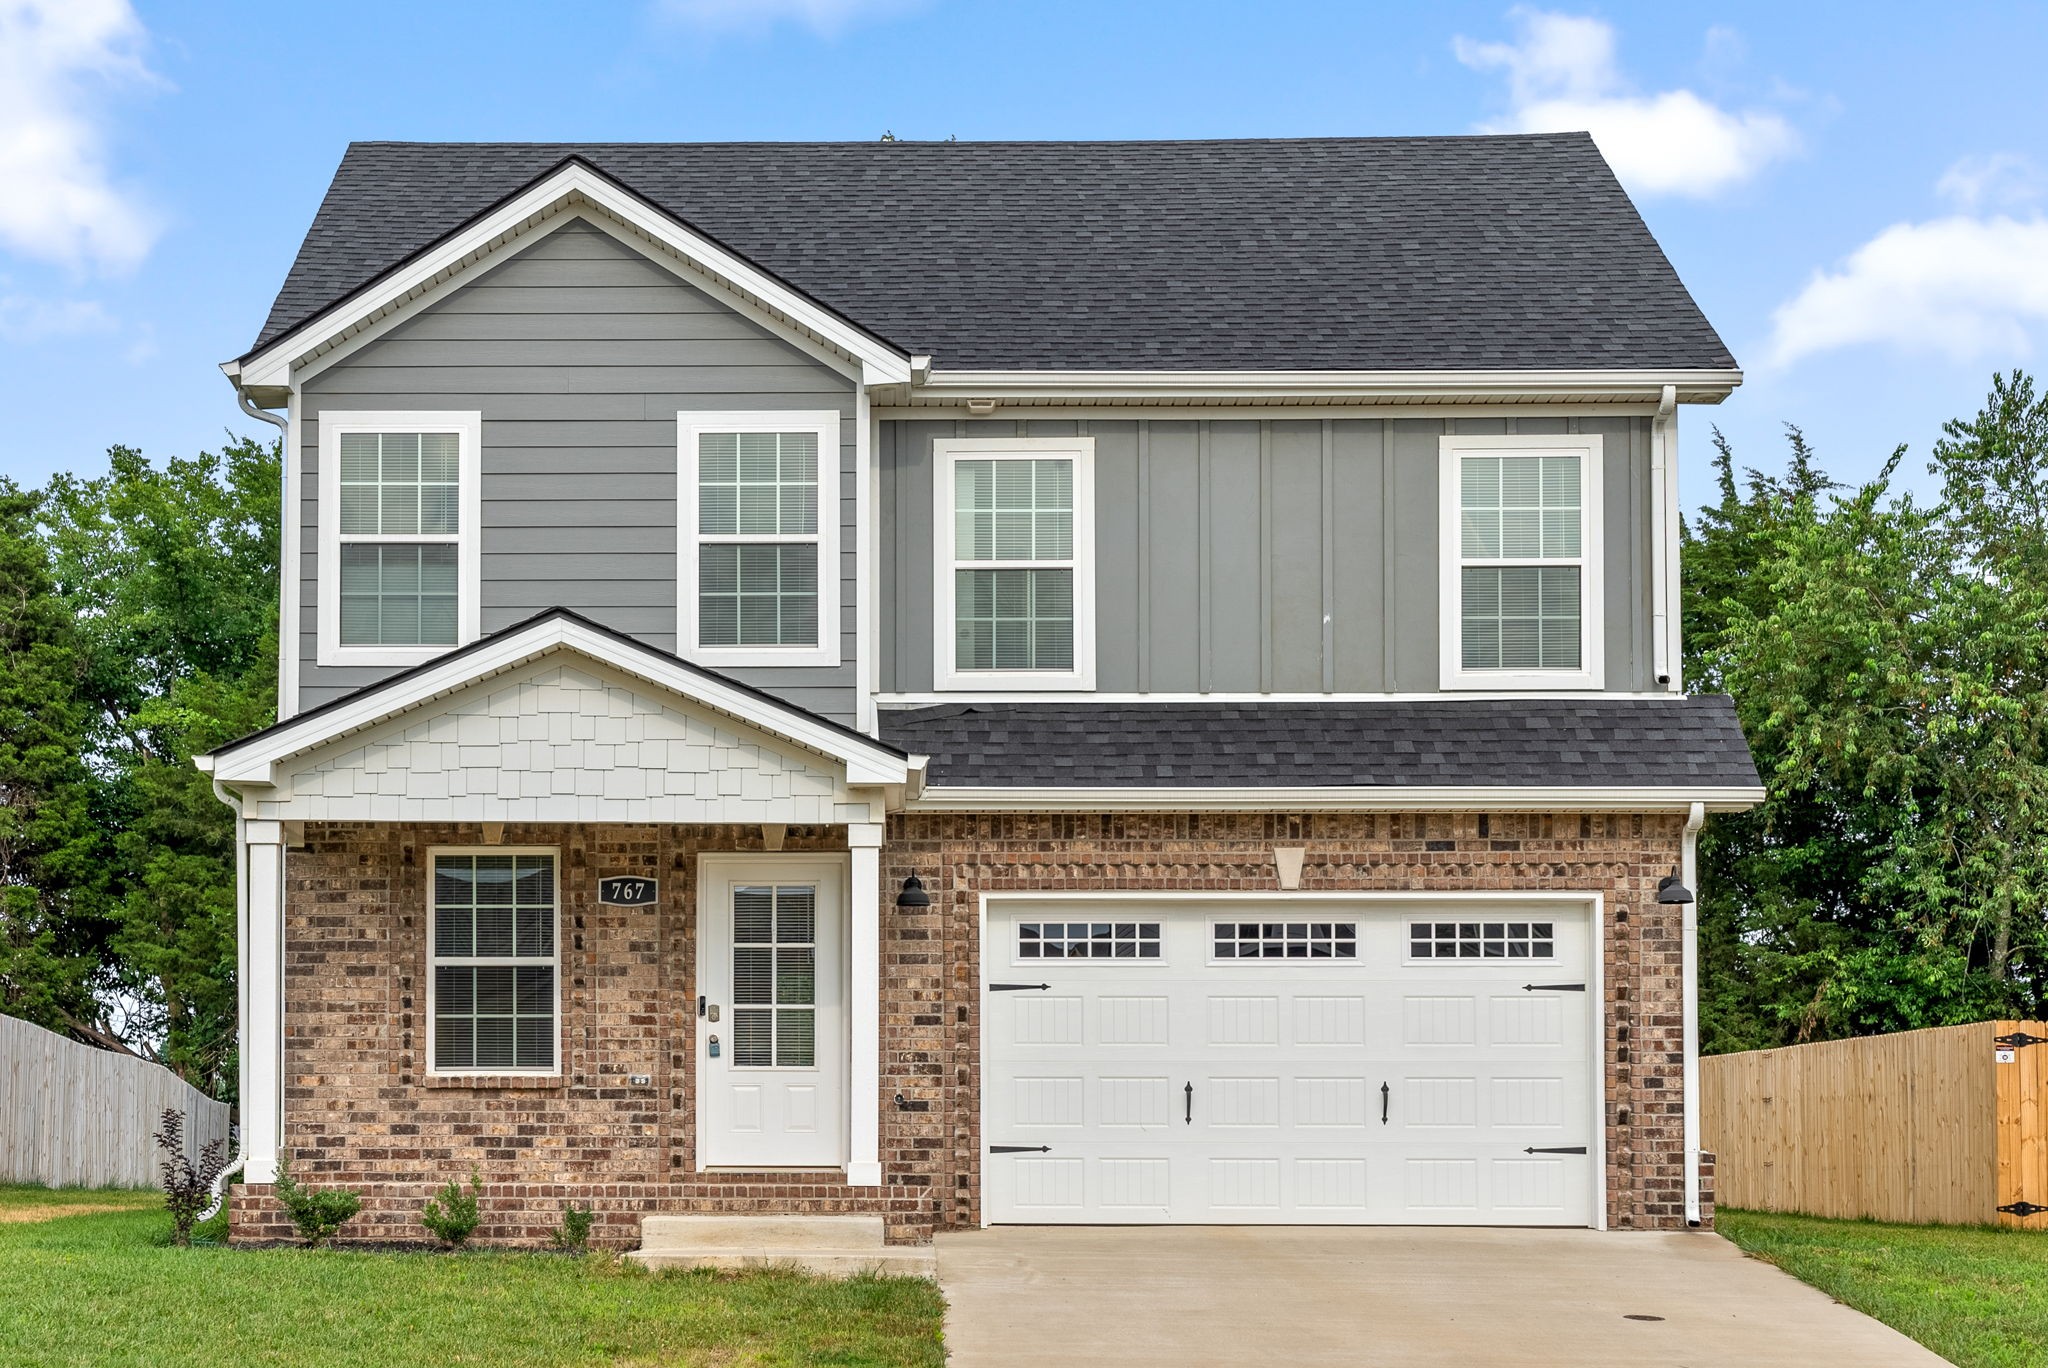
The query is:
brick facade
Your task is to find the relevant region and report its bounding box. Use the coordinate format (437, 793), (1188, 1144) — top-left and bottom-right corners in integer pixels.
(234, 811), (1706, 1246)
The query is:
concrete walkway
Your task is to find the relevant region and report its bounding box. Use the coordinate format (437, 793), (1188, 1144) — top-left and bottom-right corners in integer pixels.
(934, 1226), (1952, 1367)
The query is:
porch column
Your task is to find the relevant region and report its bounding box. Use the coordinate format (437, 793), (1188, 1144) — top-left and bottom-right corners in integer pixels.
(242, 821), (286, 1183)
(846, 821), (883, 1187)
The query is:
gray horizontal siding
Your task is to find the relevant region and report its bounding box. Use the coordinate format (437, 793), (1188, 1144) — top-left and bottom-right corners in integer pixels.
(881, 415), (1655, 695)
(298, 217), (859, 723)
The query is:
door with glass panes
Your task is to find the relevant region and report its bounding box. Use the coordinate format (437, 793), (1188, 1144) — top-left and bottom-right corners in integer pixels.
(696, 856), (847, 1168)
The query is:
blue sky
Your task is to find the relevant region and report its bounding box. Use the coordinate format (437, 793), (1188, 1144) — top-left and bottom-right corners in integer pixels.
(3, 0), (2046, 510)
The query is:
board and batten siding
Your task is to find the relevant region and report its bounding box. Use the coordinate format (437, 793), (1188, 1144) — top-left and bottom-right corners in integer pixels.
(296, 218), (861, 724)
(880, 415), (1658, 694)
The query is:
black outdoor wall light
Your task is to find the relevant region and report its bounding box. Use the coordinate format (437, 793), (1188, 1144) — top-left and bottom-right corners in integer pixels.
(896, 874), (931, 908)
(1656, 874), (1695, 905)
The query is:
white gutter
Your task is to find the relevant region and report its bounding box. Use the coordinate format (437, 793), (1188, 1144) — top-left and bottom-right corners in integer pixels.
(910, 367), (1745, 405)
(906, 785), (1766, 814)
(1651, 385), (1676, 690)
(1681, 799), (1706, 1226)
(197, 775), (249, 1221)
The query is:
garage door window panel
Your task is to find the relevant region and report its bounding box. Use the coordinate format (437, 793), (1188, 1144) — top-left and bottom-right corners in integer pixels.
(1409, 920), (1555, 960)
(1018, 921), (1160, 960)
(1213, 922), (1358, 960)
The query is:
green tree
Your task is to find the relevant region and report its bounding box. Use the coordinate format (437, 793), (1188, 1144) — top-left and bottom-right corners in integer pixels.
(40, 438), (279, 1096)
(0, 481), (111, 1035)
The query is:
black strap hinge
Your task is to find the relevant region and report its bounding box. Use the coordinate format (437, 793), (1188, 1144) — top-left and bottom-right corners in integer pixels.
(1524, 1146), (1589, 1155)
(1523, 983), (1587, 993)
(1996, 1031), (2047, 1049)
(989, 983), (1051, 993)
(1999, 1200), (2048, 1218)
(989, 1144), (1052, 1154)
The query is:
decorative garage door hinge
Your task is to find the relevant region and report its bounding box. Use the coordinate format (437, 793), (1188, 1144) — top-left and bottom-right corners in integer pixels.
(1998, 1200), (2048, 1218)
(1523, 1146), (1589, 1155)
(989, 983), (1051, 992)
(989, 1145), (1052, 1154)
(1523, 982), (1587, 992)
(1995, 1031), (2047, 1049)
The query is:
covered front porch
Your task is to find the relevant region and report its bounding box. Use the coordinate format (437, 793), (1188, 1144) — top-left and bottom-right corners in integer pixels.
(198, 611), (923, 1243)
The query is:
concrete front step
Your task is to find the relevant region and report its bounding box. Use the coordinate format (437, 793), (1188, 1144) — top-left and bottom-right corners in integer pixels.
(628, 1214), (935, 1277)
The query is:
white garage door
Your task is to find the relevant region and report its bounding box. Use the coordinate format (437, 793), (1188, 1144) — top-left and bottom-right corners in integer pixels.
(983, 901), (1597, 1226)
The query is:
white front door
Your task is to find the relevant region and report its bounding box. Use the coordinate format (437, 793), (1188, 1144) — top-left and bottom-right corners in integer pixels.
(698, 856), (848, 1169)
(983, 900), (1598, 1225)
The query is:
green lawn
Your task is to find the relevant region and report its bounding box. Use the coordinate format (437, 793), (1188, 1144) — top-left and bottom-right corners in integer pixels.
(1719, 1209), (2048, 1368)
(0, 1186), (945, 1368)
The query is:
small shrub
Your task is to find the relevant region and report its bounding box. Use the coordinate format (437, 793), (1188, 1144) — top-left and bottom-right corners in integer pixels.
(420, 1167), (482, 1248)
(272, 1153), (362, 1247)
(154, 1108), (231, 1247)
(549, 1203), (594, 1253)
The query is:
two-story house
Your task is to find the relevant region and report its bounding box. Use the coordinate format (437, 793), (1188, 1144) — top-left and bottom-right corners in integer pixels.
(200, 135), (1760, 1255)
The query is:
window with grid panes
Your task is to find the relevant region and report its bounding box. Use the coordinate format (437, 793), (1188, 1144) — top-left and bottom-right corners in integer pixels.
(697, 430), (820, 648)
(338, 431), (462, 646)
(730, 885), (817, 1068)
(952, 458), (1075, 672)
(1458, 452), (1584, 672)
(431, 852), (557, 1072)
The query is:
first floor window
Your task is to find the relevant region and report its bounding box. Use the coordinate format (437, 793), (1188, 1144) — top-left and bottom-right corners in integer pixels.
(431, 852), (557, 1072)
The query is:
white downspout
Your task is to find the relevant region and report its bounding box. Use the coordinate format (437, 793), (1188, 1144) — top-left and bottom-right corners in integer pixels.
(1650, 384), (1677, 689)
(198, 775), (249, 1220)
(1681, 799), (1706, 1226)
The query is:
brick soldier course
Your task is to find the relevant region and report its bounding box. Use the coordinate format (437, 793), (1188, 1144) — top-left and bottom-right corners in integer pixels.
(234, 811), (1701, 1245)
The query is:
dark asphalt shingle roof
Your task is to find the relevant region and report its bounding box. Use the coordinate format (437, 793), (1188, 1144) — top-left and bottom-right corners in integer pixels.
(251, 135), (1735, 372)
(881, 697), (1758, 790)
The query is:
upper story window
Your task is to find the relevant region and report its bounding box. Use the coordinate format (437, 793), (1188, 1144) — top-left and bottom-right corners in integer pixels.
(933, 436), (1096, 691)
(678, 411), (841, 668)
(1439, 434), (1604, 690)
(317, 411), (481, 668)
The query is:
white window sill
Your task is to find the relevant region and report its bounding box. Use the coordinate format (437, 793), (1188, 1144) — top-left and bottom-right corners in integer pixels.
(317, 643), (463, 669)
(1440, 669), (1607, 691)
(934, 668), (1097, 692)
(687, 645), (843, 670)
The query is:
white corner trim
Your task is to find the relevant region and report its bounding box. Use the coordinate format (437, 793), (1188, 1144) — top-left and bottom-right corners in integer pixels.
(315, 410), (483, 669)
(424, 845), (564, 1079)
(236, 161), (912, 392)
(279, 384), (304, 719)
(907, 784), (1765, 814)
(211, 614), (909, 787)
(1438, 433), (1606, 692)
(677, 410), (843, 669)
(931, 435), (1098, 692)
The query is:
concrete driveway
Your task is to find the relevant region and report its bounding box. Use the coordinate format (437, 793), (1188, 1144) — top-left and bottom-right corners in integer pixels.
(934, 1227), (1950, 1367)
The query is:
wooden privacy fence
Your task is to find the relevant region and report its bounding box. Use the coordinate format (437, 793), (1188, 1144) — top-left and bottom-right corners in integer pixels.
(1702, 1020), (2048, 1228)
(0, 1013), (231, 1188)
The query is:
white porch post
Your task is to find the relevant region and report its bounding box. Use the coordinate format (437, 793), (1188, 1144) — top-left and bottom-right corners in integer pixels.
(242, 820), (286, 1183)
(846, 821), (883, 1187)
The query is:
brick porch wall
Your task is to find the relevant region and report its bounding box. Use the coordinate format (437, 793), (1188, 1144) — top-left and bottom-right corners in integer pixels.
(233, 811), (1703, 1246)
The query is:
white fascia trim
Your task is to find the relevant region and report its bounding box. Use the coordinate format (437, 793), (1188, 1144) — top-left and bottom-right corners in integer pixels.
(677, 410), (843, 669)
(912, 367), (1744, 404)
(876, 690), (1680, 705)
(235, 161), (912, 391)
(908, 785), (1766, 813)
(316, 410), (483, 669)
(211, 616), (909, 787)
(932, 435), (1098, 692)
(1439, 433), (1605, 692)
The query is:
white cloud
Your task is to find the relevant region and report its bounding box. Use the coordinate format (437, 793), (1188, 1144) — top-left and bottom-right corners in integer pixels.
(1454, 8), (1797, 199)
(0, 293), (115, 341)
(0, 0), (160, 273)
(1768, 213), (2048, 366)
(653, 0), (920, 37)
(1936, 152), (2044, 212)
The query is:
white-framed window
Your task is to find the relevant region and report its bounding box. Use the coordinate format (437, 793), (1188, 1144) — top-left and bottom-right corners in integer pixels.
(317, 410), (482, 667)
(1439, 433), (1605, 689)
(428, 848), (560, 1075)
(933, 436), (1096, 691)
(678, 410), (841, 668)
